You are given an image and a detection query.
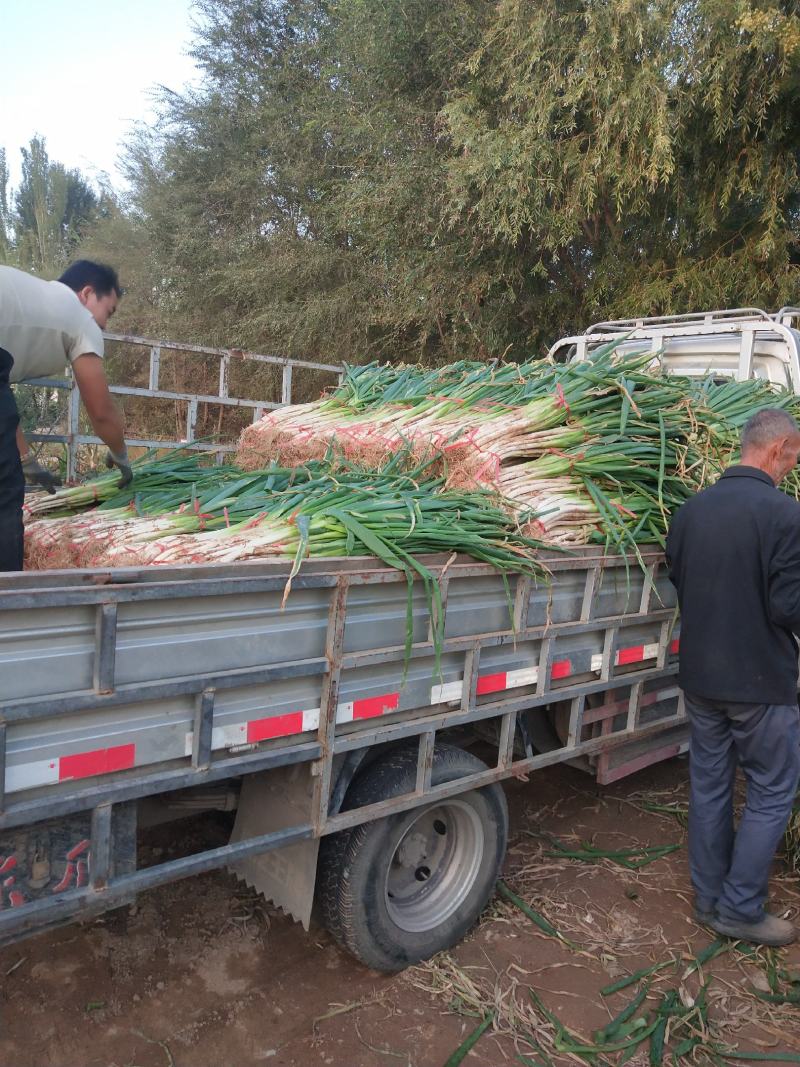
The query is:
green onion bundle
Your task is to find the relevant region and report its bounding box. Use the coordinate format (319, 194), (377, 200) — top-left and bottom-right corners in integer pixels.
(24, 454), (548, 577)
(235, 344), (800, 550)
(26, 343), (800, 584)
(25, 454), (553, 661)
(234, 347), (637, 477)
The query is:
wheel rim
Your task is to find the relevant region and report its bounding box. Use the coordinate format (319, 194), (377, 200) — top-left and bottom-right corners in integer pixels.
(384, 800), (485, 933)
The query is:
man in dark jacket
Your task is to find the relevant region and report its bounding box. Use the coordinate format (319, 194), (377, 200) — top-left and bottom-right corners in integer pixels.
(666, 407), (800, 947)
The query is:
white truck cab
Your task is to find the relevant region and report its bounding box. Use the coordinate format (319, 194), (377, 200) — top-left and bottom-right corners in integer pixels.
(547, 307), (800, 395)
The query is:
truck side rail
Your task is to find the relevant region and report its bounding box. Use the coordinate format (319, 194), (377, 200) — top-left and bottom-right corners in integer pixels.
(0, 548), (684, 944)
(23, 333), (345, 478)
(586, 307), (775, 332)
(546, 311), (800, 395)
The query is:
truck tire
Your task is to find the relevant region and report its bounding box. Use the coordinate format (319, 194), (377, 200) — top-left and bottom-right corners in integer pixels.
(316, 823), (353, 944)
(318, 743), (508, 972)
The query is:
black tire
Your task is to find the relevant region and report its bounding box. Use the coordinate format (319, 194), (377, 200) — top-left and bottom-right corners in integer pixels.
(316, 823), (354, 944)
(318, 743), (508, 972)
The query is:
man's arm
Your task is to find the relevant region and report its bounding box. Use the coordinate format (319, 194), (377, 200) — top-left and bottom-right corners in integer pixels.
(768, 523), (800, 633)
(71, 354), (125, 454)
(71, 354), (132, 487)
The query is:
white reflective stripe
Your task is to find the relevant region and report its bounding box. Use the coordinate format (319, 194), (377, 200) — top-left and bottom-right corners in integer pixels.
(336, 701), (354, 724)
(184, 705), (323, 756)
(432, 666), (538, 705)
(303, 707), (321, 731)
(505, 667), (539, 688)
(214, 723), (248, 749)
(5, 757), (60, 793)
(430, 681), (463, 704)
(593, 644), (661, 672)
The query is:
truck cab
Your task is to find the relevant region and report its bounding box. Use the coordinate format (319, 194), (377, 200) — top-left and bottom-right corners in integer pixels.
(547, 307), (800, 395)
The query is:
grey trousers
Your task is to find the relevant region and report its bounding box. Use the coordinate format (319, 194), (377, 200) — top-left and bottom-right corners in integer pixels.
(684, 692), (800, 922)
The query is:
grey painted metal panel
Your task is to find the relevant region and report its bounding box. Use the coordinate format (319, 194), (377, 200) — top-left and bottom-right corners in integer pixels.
(0, 545), (690, 947)
(0, 551), (679, 809)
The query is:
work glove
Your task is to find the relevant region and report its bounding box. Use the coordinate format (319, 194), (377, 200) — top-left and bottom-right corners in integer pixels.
(22, 455), (61, 495)
(105, 447), (133, 489)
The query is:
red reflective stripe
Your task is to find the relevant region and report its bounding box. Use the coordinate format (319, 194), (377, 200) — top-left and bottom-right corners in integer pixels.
(247, 712), (303, 742)
(59, 743), (135, 782)
(617, 645), (645, 665)
(551, 659), (572, 680)
(477, 672), (507, 696)
(353, 693), (399, 720)
(670, 638), (680, 654)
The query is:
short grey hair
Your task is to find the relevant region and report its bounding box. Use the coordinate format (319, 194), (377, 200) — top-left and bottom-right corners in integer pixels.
(741, 407), (800, 451)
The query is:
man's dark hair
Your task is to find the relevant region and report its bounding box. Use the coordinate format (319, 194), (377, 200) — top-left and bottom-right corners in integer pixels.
(58, 260), (121, 298)
(741, 407), (799, 451)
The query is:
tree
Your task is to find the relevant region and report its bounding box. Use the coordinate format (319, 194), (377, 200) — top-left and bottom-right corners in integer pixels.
(439, 0), (800, 348)
(13, 136), (99, 275)
(124, 0), (800, 364)
(0, 150), (13, 264)
(74, 190), (165, 336)
(124, 0), (490, 360)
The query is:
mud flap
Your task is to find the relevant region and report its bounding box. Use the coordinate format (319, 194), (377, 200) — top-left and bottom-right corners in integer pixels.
(228, 763), (320, 929)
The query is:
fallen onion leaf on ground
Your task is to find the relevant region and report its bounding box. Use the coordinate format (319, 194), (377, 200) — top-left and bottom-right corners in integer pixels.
(441, 1012), (495, 1067)
(497, 880), (578, 948)
(544, 841), (682, 870)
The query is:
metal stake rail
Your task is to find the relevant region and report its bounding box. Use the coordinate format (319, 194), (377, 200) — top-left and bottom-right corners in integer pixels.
(0, 549), (684, 945)
(23, 332), (345, 478)
(546, 305), (800, 394)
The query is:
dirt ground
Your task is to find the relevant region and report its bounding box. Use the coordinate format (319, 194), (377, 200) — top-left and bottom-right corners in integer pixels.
(1, 757), (799, 1067)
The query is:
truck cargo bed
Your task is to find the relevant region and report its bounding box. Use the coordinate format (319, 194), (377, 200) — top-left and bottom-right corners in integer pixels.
(0, 547), (685, 944)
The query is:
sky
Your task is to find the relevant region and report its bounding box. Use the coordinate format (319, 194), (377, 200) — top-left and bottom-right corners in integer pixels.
(1, 0), (201, 190)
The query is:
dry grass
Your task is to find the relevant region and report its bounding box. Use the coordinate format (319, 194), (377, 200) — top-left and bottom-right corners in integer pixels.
(404, 780), (800, 1065)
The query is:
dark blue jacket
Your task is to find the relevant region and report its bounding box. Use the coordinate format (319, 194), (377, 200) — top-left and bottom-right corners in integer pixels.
(666, 466), (800, 705)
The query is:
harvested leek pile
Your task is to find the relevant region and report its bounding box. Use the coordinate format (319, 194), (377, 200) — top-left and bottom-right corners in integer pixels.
(25, 343), (800, 585)
(237, 343), (800, 548)
(23, 452), (547, 582)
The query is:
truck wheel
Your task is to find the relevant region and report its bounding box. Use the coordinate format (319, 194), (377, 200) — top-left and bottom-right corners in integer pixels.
(316, 824), (353, 944)
(318, 743), (508, 972)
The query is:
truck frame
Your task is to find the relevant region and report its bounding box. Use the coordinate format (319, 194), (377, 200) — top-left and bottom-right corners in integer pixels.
(2, 308), (792, 969)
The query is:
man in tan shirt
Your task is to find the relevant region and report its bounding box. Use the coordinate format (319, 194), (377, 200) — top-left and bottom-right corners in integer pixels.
(0, 260), (130, 570)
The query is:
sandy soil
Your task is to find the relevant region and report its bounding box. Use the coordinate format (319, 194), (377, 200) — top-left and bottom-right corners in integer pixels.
(1, 758), (799, 1067)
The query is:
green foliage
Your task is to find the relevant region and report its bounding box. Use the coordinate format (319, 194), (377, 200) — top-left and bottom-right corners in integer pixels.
(75, 194), (167, 337)
(441, 0), (800, 345)
(0, 137), (103, 277)
(122, 0), (489, 360)
(92, 1), (800, 362)
(11, 136), (99, 275)
(0, 150), (13, 264)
